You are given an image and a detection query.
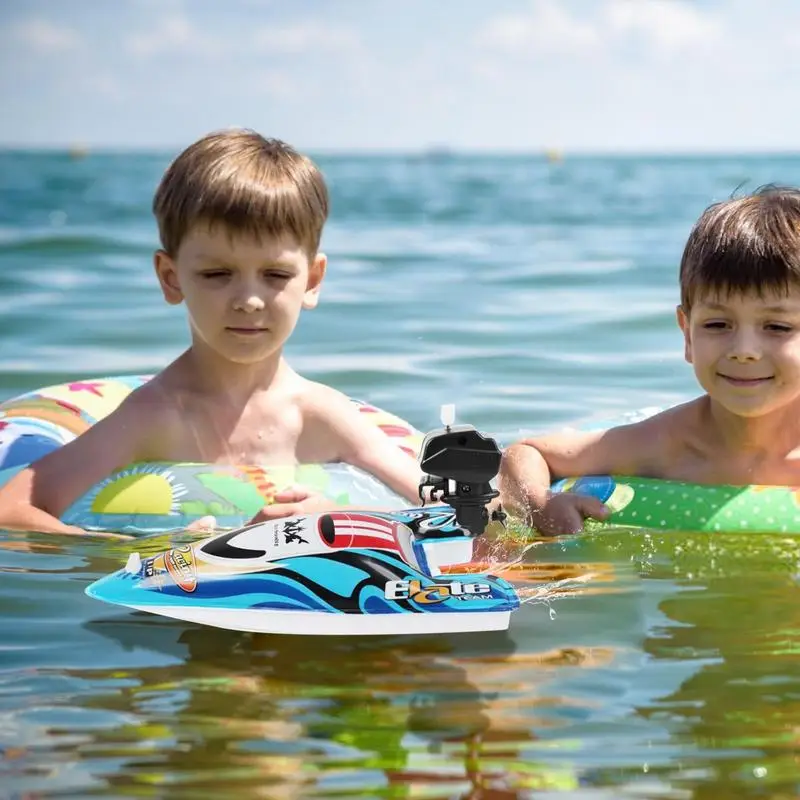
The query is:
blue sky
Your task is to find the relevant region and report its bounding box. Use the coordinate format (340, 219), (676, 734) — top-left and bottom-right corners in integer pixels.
(1, 0), (799, 152)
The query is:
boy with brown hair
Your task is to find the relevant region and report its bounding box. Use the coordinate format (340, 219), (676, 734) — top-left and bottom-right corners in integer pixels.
(499, 186), (800, 535)
(0, 129), (422, 534)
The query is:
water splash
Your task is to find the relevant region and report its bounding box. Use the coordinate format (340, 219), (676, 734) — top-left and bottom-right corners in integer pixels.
(516, 571), (598, 607)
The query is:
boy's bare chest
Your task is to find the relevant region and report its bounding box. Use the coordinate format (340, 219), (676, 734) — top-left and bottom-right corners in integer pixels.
(166, 401), (304, 465)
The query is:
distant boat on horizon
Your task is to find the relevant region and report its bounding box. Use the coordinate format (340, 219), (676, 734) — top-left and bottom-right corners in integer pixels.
(419, 144), (455, 160)
(68, 143), (89, 160)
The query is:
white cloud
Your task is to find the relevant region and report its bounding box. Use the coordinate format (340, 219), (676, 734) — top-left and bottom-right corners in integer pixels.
(478, 0), (722, 58)
(781, 27), (800, 49)
(472, 60), (506, 81)
(479, 0), (601, 55)
(13, 18), (81, 52)
(606, 0), (722, 51)
(258, 68), (294, 97)
(85, 73), (123, 101)
(253, 22), (362, 55)
(126, 14), (223, 57)
(131, 0), (185, 8)
(123, 16), (360, 63)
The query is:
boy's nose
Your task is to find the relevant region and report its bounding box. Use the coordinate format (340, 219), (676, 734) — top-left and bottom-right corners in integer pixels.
(727, 329), (762, 361)
(234, 293), (265, 312)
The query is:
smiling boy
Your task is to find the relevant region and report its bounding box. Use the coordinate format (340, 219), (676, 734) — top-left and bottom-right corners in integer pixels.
(499, 186), (800, 534)
(0, 129), (422, 534)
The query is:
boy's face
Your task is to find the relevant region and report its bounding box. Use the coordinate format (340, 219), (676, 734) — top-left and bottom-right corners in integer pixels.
(678, 287), (800, 417)
(154, 223), (326, 365)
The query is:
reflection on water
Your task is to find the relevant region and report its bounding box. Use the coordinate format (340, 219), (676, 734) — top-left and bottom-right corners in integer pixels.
(2, 529), (800, 797)
(0, 531), (637, 798)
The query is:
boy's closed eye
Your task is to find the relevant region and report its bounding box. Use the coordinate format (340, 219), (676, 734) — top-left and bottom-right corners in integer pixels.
(263, 271), (294, 281)
(198, 269), (293, 281)
(701, 320), (729, 330)
(699, 320), (795, 333)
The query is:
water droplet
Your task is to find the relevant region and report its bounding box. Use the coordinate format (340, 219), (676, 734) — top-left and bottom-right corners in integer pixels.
(549, 606), (557, 621)
(753, 767), (767, 778)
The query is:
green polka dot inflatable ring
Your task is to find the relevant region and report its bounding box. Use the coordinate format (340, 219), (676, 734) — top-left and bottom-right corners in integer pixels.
(551, 475), (800, 534)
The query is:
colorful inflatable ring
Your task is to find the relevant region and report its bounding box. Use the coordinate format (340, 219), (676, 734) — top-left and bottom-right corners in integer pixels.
(551, 475), (800, 534)
(0, 375), (422, 534)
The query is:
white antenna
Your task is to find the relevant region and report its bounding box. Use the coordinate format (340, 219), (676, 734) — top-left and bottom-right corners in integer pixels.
(125, 552), (142, 574)
(440, 403), (455, 431)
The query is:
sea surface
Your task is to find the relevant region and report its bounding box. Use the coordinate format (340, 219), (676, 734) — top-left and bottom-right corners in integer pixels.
(1, 150), (800, 798)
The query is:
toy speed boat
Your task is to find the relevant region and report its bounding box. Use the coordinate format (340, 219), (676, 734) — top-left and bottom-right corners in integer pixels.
(86, 408), (520, 636)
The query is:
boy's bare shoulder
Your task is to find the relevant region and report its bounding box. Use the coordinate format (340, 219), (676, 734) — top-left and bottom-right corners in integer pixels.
(104, 373), (187, 458)
(295, 377), (356, 415)
(285, 378), (371, 463)
(600, 398), (701, 474)
(293, 380), (371, 447)
(627, 399), (701, 437)
(525, 398), (700, 477)
(292, 377), (420, 499)
(115, 375), (175, 418)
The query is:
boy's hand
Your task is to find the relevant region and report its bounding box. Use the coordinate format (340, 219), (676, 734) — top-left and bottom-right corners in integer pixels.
(246, 486), (337, 525)
(187, 516), (217, 532)
(529, 492), (609, 536)
(186, 489), (341, 532)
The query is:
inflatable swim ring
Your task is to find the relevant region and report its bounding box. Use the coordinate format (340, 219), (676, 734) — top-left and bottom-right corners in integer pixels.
(0, 375), (422, 534)
(551, 474), (800, 534)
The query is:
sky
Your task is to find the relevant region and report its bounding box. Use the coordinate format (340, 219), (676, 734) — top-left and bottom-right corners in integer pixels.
(1, 0), (799, 153)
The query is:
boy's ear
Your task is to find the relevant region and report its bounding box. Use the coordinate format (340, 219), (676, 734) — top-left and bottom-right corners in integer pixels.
(302, 252), (327, 310)
(676, 305), (692, 363)
(154, 250), (183, 305)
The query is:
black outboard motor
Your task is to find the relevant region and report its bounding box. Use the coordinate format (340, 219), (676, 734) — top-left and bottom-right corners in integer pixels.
(417, 405), (507, 537)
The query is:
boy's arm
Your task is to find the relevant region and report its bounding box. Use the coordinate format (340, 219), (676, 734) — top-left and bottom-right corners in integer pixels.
(305, 389), (423, 505)
(0, 397), (154, 535)
(336, 409), (423, 505)
(499, 424), (645, 533)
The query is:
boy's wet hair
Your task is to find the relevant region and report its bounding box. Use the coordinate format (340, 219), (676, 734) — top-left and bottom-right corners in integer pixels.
(680, 185), (800, 310)
(153, 129), (329, 257)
